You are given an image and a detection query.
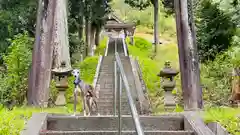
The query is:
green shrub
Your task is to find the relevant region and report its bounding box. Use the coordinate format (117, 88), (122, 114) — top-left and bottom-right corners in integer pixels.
(75, 56), (99, 83)
(127, 37), (152, 57)
(0, 32), (33, 105)
(95, 36), (107, 55)
(134, 37), (152, 51)
(200, 44), (240, 106)
(0, 108), (32, 135)
(48, 80), (58, 106)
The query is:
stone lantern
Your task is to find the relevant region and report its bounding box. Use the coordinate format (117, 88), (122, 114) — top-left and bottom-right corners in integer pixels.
(157, 61), (179, 110)
(52, 61), (72, 106)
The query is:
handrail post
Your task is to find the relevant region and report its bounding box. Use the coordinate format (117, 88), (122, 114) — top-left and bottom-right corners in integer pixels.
(118, 69), (122, 135)
(114, 61), (117, 116)
(115, 38), (117, 53)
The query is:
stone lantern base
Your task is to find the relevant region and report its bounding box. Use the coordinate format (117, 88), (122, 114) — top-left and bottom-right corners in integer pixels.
(162, 82), (176, 111)
(164, 90), (176, 111)
(55, 89), (67, 106)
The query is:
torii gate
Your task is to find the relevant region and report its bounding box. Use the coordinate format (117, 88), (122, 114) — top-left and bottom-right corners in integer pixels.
(104, 13), (136, 44)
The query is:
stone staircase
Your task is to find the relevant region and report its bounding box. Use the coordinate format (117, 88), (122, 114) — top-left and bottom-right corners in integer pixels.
(97, 55), (115, 115)
(96, 37), (115, 115)
(22, 112), (218, 135)
(96, 37), (127, 115)
(29, 113), (198, 135)
(97, 37), (143, 115)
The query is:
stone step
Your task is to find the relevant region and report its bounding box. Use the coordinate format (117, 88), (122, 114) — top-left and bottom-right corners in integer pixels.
(98, 81), (114, 85)
(99, 91), (114, 95)
(98, 110), (114, 115)
(46, 115), (184, 131)
(98, 97), (128, 102)
(97, 104), (129, 110)
(101, 63), (114, 65)
(100, 67), (113, 70)
(98, 109), (131, 114)
(97, 104), (129, 109)
(99, 92), (114, 96)
(99, 69), (114, 72)
(42, 130), (194, 135)
(98, 90), (113, 93)
(98, 97), (128, 100)
(98, 100), (129, 104)
(98, 110), (131, 115)
(101, 61), (114, 64)
(98, 98), (128, 102)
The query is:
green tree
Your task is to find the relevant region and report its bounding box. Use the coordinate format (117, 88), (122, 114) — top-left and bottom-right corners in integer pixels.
(0, 32), (33, 105)
(68, 0), (112, 57)
(124, 0), (159, 55)
(0, 0), (36, 64)
(161, 0), (174, 15)
(196, 0), (237, 62)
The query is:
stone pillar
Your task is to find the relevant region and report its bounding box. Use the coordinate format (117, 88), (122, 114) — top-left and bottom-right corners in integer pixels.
(157, 61), (179, 111)
(124, 29), (127, 38)
(128, 27), (136, 45)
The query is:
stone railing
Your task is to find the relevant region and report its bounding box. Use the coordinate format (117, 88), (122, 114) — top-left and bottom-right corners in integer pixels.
(129, 56), (151, 114)
(206, 122), (231, 135)
(104, 37), (110, 56)
(135, 57), (147, 94)
(93, 55), (103, 89)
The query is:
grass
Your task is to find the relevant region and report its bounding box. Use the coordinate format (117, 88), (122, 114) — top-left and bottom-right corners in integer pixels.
(0, 106), (71, 135)
(204, 107), (240, 135)
(135, 26), (177, 43)
(127, 35), (181, 113)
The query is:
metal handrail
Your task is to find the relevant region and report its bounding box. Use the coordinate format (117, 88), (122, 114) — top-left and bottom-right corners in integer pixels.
(115, 52), (144, 135)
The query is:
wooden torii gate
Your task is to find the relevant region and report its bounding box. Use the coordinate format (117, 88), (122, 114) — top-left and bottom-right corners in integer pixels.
(104, 13), (136, 44)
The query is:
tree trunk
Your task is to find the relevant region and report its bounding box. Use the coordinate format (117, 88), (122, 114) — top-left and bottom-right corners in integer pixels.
(229, 68), (240, 104)
(52, 0), (71, 70)
(187, 0), (202, 108)
(28, 0), (57, 106)
(95, 26), (101, 46)
(84, 17), (91, 57)
(90, 24), (96, 56)
(78, 15), (84, 40)
(174, 0), (202, 110)
(39, 0), (57, 107)
(28, 0), (44, 105)
(153, 0), (159, 54)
